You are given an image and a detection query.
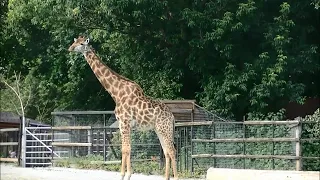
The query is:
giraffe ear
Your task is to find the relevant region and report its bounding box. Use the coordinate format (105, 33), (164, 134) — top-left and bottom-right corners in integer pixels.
(85, 38), (90, 44)
(74, 38), (77, 42)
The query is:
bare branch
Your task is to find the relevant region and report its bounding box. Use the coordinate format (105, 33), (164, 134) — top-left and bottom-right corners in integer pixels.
(9, 97), (21, 115)
(23, 84), (32, 110)
(15, 71), (22, 101)
(2, 73), (25, 117)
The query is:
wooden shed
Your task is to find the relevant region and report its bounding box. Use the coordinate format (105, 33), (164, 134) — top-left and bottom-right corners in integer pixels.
(0, 111), (50, 159)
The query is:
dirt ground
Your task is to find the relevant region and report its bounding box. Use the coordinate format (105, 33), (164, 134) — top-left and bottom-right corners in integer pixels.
(0, 163), (204, 180)
(0, 163), (202, 180)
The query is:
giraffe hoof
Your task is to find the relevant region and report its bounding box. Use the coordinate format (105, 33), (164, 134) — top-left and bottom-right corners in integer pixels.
(120, 175), (125, 180)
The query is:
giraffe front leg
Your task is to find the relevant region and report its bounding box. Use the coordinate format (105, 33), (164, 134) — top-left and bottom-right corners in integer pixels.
(125, 143), (132, 180)
(120, 139), (131, 180)
(120, 150), (126, 180)
(164, 153), (170, 180)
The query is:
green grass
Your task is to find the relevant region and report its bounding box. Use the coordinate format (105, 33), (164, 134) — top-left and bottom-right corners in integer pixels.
(54, 155), (205, 178)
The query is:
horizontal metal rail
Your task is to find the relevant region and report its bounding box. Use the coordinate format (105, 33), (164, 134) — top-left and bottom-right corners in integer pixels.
(0, 142), (19, 146)
(26, 139), (51, 142)
(51, 111), (114, 115)
(27, 139), (68, 142)
(52, 142), (92, 147)
(192, 138), (299, 143)
(27, 133), (52, 136)
(26, 127), (51, 130)
(26, 151), (52, 154)
(0, 158), (18, 162)
(25, 162), (52, 165)
(301, 156), (320, 160)
(25, 157), (52, 159)
(52, 126), (91, 130)
(191, 154), (299, 160)
(192, 138), (320, 143)
(0, 128), (19, 132)
(26, 145), (53, 148)
(175, 120), (318, 127)
(107, 143), (160, 147)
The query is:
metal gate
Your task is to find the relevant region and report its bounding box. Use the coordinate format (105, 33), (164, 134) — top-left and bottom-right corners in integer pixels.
(25, 127), (59, 167)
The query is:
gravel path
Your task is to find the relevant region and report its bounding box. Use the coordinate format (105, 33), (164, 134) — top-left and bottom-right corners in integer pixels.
(0, 164), (203, 180)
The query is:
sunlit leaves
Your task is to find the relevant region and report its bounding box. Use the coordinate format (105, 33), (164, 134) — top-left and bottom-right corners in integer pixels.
(1, 0), (319, 122)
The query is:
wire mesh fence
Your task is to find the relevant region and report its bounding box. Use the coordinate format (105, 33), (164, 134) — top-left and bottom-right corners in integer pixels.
(51, 109), (319, 173)
(189, 123), (297, 172)
(52, 112), (161, 166)
(189, 120), (319, 173)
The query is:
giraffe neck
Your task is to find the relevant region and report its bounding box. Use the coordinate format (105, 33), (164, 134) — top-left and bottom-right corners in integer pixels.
(83, 49), (138, 103)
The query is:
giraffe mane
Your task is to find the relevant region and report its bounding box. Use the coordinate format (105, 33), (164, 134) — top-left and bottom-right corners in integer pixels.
(88, 46), (143, 90)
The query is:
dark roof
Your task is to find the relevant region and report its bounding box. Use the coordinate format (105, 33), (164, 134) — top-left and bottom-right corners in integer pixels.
(0, 111), (50, 127)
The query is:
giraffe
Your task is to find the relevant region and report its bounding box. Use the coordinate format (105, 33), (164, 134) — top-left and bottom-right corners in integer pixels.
(68, 36), (178, 180)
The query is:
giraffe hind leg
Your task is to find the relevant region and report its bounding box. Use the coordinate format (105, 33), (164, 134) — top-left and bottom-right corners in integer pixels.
(156, 131), (179, 180)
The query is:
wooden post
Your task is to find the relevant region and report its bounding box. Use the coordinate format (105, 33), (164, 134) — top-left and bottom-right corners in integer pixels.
(295, 118), (302, 171)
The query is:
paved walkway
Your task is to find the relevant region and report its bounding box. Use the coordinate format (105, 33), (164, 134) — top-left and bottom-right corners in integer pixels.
(0, 164), (201, 180)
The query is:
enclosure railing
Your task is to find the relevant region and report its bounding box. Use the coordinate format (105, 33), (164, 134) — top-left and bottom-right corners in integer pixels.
(0, 128), (20, 163)
(51, 111), (162, 167)
(189, 119), (320, 172)
(50, 110), (319, 173)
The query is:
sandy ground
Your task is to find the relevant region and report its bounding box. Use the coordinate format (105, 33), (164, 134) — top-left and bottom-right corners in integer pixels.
(0, 164), (203, 180)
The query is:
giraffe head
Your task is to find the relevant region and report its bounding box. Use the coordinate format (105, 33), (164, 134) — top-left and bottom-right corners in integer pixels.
(68, 36), (90, 53)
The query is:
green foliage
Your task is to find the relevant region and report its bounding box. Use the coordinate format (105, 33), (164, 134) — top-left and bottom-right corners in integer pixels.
(110, 130), (159, 160)
(0, 0), (319, 121)
(303, 109), (320, 138)
(301, 108), (320, 171)
(191, 109), (319, 171)
(244, 109), (295, 170)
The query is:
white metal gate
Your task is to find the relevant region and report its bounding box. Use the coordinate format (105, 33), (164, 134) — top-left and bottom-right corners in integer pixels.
(25, 127), (59, 167)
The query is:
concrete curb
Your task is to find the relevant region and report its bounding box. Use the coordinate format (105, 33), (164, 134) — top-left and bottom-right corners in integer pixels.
(206, 168), (320, 180)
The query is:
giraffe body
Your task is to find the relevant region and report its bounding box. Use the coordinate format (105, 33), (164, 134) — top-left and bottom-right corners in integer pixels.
(68, 36), (178, 180)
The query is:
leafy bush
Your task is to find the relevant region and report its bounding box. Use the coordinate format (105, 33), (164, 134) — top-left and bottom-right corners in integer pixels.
(301, 108), (320, 171)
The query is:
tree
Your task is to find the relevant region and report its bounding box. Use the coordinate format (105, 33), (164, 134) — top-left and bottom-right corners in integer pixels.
(1, 0), (319, 121)
(1, 71), (36, 167)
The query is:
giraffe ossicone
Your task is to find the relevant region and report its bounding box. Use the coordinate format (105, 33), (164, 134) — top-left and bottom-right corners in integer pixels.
(68, 36), (178, 180)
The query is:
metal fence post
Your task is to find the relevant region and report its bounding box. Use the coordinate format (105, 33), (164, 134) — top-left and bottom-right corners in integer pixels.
(103, 114), (106, 162)
(51, 118), (54, 167)
(272, 123), (275, 170)
(87, 129), (92, 155)
(295, 118), (302, 171)
(190, 106), (194, 174)
(243, 116), (246, 169)
(21, 116), (26, 167)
